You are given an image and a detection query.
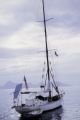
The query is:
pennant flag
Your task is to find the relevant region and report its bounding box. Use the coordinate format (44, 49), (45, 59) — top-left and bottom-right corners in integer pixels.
(14, 83), (22, 99)
(55, 51), (58, 57)
(24, 76), (28, 89)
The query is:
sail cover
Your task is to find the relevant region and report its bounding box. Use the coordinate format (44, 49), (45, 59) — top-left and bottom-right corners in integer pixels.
(14, 84), (22, 99)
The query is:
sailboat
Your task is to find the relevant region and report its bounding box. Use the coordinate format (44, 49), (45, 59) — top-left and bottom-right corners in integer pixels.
(13, 0), (64, 117)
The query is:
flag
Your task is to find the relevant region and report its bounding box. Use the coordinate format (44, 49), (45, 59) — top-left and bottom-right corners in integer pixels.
(14, 83), (22, 99)
(55, 51), (58, 56)
(24, 76), (28, 89)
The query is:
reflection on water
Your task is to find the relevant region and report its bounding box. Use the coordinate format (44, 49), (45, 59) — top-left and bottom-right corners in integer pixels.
(19, 107), (63, 120)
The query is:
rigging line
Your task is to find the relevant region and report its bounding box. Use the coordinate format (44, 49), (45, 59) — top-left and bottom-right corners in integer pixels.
(51, 82), (57, 90)
(49, 70), (59, 90)
(44, 73), (56, 91)
(45, 72), (48, 87)
(50, 70), (60, 94)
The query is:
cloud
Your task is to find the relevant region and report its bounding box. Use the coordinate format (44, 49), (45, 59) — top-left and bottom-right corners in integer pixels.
(0, 0), (80, 84)
(44, 0), (80, 34)
(0, 0), (80, 38)
(0, 0), (33, 37)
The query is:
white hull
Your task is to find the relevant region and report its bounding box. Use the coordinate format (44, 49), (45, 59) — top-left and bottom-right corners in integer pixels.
(15, 98), (62, 115)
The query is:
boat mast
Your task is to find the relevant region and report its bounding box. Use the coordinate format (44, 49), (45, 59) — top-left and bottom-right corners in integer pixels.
(42, 0), (51, 99)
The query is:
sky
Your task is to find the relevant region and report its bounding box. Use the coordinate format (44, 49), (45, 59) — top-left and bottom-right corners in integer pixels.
(0, 0), (80, 85)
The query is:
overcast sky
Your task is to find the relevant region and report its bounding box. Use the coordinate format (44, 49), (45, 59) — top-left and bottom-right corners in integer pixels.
(0, 0), (80, 85)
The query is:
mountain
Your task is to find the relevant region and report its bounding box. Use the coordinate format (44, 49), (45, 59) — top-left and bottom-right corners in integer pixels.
(0, 81), (38, 89)
(0, 81), (17, 89)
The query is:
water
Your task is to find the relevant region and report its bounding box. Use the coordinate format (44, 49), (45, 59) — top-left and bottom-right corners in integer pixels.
(0, 85), (80, 120)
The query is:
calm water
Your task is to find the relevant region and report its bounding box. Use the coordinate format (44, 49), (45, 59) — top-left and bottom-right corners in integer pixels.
(0, 85), (80, 120)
